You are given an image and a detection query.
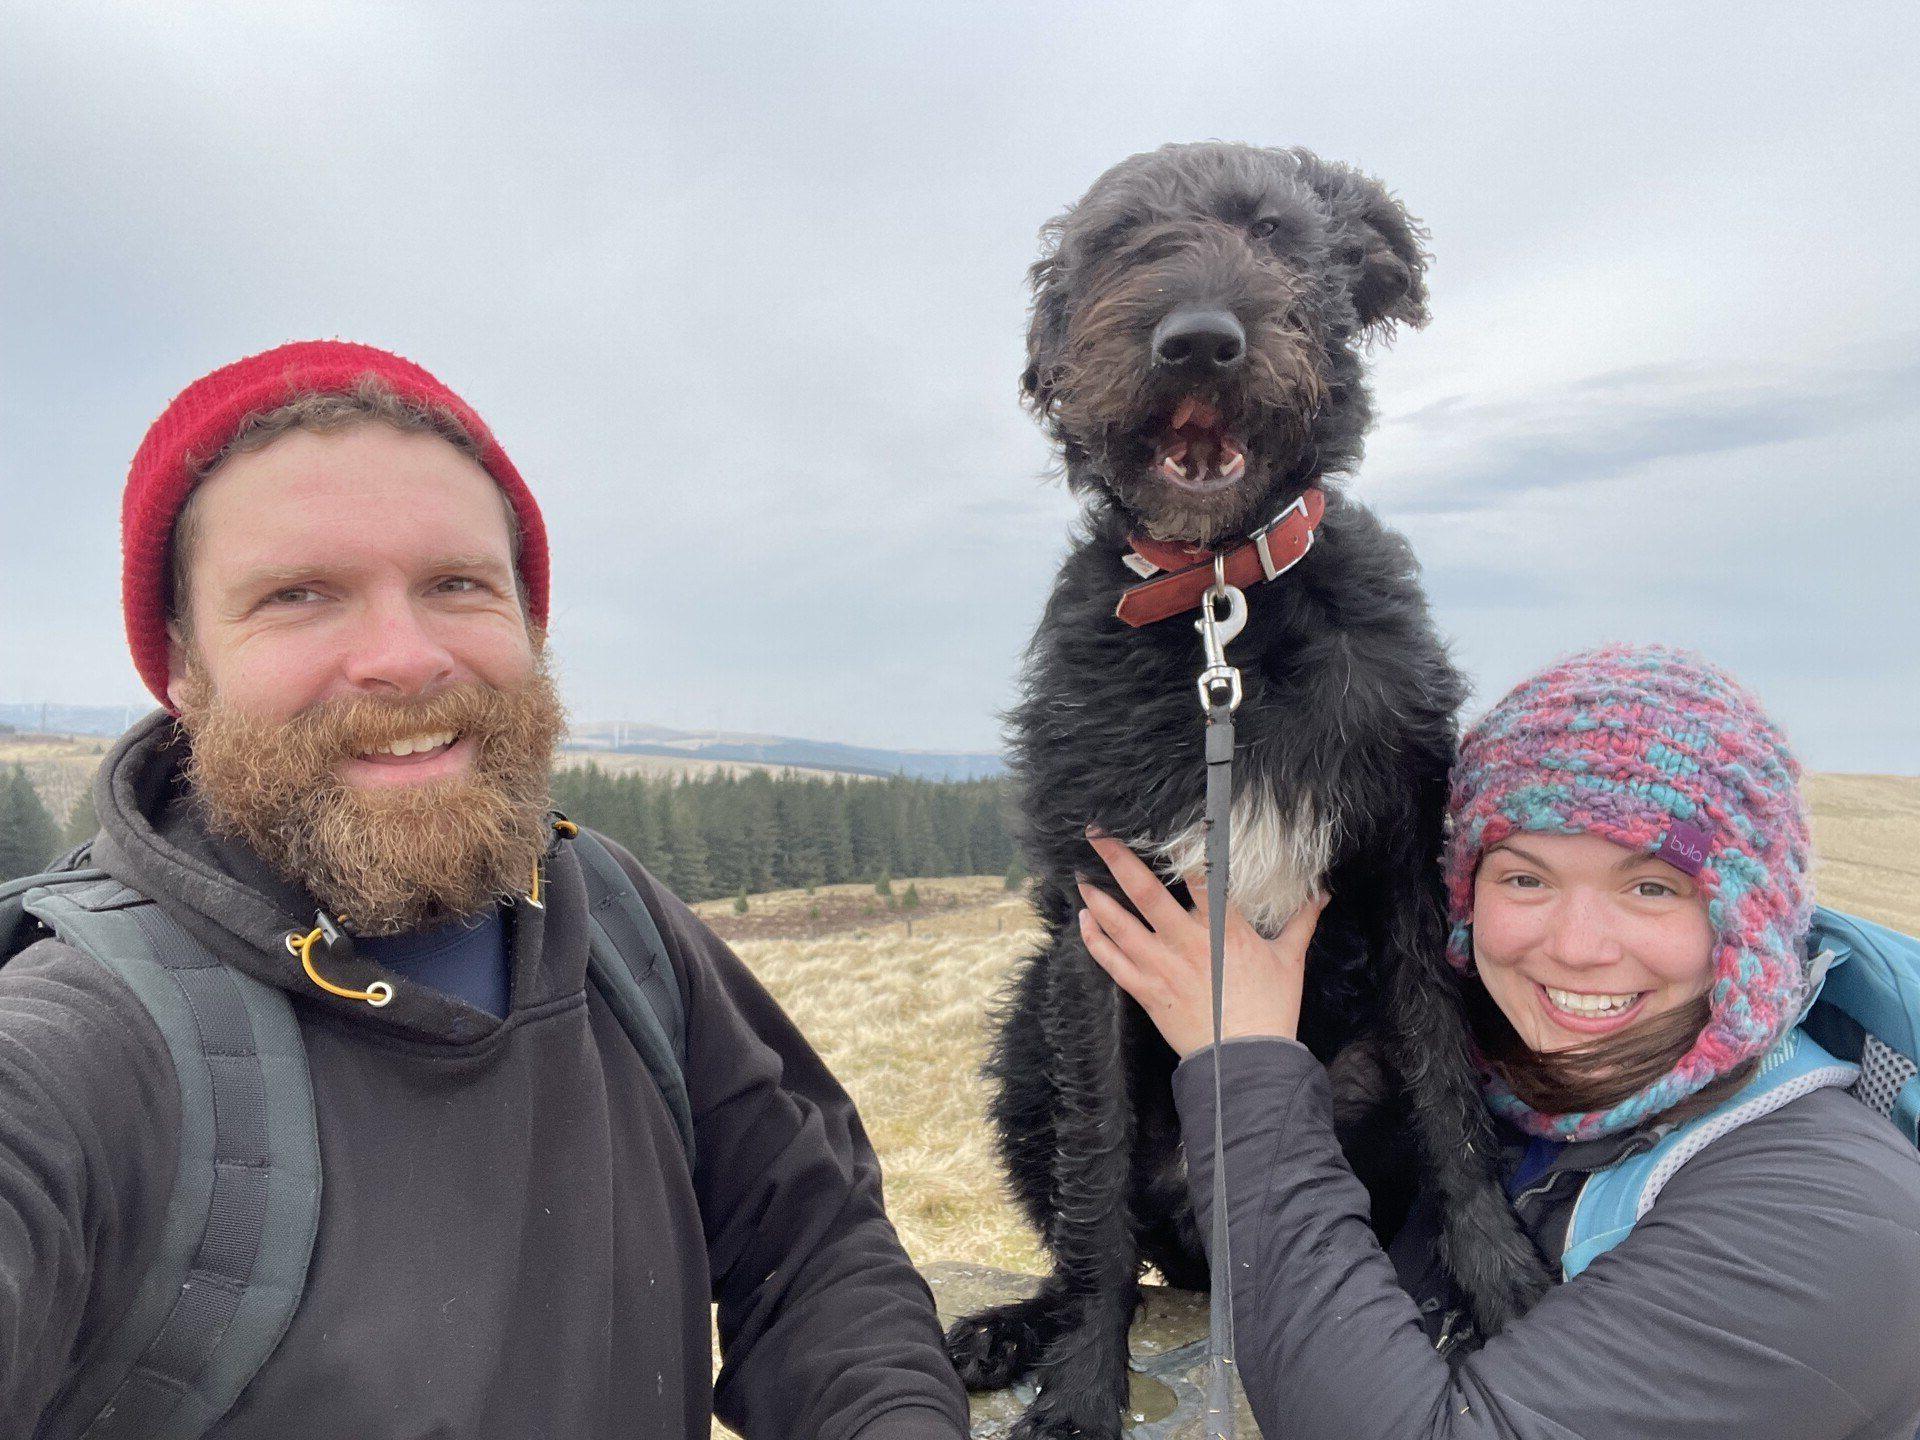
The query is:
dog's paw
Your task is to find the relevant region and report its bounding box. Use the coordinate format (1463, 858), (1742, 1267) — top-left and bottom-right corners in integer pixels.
(944, 1295), (1064, 1391)
(1005, 1327), (1131, 1440)
(1008, 1387), (1124, 1440)
(1444, 1187), (1553, 1334)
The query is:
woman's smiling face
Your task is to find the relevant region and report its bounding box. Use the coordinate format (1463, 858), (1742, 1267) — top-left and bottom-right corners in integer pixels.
(1472, 831), (1716, 1053)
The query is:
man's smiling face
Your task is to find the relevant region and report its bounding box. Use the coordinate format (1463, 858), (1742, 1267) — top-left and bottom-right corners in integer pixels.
(168, 421), (535, 755)
(165, 421), (566, 933)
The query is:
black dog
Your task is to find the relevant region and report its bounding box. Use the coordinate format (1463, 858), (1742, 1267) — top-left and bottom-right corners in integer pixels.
(945, 143), (1549, 1438)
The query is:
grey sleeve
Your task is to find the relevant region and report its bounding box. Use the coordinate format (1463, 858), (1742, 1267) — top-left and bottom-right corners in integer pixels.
(0, 939), (180, 1431)
(1174, 1039), (1920, 1440)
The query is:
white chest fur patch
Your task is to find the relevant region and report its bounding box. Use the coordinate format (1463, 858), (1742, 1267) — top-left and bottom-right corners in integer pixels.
(1143, 789), (1333, 936)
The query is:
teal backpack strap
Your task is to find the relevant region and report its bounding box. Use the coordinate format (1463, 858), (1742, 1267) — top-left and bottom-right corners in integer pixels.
(567, 829), (695, 1166)
(1562, 1028), (1858, 1279)
(15, 875), (320, 1440)
(1802, 906), (1920, 1143)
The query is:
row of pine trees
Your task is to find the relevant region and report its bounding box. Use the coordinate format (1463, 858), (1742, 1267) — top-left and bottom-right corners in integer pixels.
(0, 762), (1024, 904)
(0, 765), (87, 881)
(550, 764), (1022, 902)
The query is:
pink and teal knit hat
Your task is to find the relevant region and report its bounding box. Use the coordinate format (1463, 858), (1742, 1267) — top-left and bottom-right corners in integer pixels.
(1443, 644), (1813, 1141)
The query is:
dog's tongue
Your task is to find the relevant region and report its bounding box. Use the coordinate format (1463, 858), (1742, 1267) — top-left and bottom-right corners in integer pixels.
(1157, 396), (1245, 487)
(1170, 396), (1220, 432)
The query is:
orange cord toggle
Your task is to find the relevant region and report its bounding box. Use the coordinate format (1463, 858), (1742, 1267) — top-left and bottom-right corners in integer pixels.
(529, 817), (580, 908)
(285, 925), (394, 1007)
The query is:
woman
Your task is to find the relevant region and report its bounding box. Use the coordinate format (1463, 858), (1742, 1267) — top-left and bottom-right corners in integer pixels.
(1079, 644), (1920, 1438)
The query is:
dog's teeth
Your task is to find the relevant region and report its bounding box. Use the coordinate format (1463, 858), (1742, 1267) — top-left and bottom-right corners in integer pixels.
(1160, 456), (1189, 482)
(1221, 450), (1246, 481)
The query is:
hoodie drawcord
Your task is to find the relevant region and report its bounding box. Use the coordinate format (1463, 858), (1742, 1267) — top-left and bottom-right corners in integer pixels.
(292, 817), (580, 1004)
(286, 917), (394, 1008)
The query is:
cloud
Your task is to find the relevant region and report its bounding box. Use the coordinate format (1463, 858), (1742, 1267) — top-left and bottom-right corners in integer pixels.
(3, 2), (1917, 767)
(1369, 345), (1920, 515)
(1386, 399), (1920, 771)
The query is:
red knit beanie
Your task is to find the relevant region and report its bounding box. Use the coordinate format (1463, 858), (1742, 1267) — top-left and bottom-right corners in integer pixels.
(122, 340), (550, 709)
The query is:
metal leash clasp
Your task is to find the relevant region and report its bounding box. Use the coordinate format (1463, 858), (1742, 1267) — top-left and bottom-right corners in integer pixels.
(1195, 555), (1246, 713)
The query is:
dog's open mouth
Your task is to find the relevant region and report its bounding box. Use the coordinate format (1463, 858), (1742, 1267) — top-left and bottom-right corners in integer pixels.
(1151, 396), (1247, 493)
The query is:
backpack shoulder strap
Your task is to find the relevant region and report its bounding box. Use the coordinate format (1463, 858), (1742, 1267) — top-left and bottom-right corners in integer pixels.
(1803, 906), (1920, 1142)
(0, 866), (111, 960)
(1562, 1027), (1858, 1279)
(18, 875), (320, 1440)
(568, 829), (695, 1167)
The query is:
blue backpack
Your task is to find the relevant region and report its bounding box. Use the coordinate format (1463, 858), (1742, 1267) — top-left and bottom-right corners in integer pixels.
(0, 829), (691, 1440)
(1564, 906), (1920, 1278)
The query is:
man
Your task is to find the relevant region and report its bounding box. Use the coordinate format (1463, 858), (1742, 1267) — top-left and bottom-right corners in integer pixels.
(0, 341), (969, 1437)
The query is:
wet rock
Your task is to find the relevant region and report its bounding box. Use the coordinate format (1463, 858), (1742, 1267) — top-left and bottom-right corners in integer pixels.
(923, 1262), (1260, 1439)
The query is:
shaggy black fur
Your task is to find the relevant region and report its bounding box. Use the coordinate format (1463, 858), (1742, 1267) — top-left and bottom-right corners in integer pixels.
(945, 143), (1550, 1439)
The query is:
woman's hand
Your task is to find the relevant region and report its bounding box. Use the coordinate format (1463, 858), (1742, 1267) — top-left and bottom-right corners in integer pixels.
(1077, 830), (1328, 1059)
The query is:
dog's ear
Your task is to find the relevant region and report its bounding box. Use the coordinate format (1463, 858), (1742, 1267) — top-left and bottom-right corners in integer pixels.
(1296, 154), (1430, 336)
(1021, 242), (1071, 414)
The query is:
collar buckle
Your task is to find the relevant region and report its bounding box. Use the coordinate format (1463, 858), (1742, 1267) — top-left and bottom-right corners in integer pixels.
(1252, 494), (1313, 582)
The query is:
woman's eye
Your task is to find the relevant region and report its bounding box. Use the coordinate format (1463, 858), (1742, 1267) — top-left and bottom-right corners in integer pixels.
(1633, 880), (1677, 899)
(1502, 873), (1542, 889)
(1250, 217), (1279, 240)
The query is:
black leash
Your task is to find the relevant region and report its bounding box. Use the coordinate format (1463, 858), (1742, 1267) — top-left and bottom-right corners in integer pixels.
(1195, 558), (1245, 1440)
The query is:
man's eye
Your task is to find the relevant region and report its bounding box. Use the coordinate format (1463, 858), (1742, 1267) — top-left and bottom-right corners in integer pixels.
(265, 587), (319, 606)
(436, 576), (483, 593)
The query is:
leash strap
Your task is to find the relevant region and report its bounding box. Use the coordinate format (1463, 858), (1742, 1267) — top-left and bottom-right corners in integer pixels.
(1196, 562), (1244, 1440)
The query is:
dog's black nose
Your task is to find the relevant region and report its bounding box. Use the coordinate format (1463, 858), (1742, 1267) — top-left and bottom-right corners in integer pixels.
(1151, 308), (1246, 372)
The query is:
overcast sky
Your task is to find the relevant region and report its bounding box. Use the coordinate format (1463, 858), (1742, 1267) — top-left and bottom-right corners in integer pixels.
(3, 2), (1915, 770)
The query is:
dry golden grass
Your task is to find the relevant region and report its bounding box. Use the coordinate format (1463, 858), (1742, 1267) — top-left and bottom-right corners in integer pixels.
(1806, 775), (1920, 935)
(694, 876), (1047, 1272)
(693, 777), (1920, 1279)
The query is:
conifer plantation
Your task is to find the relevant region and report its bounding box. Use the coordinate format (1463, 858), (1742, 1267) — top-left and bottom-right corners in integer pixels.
(549, 766), (1019, 903)
(0, 764), (60, 880)
(0, 760), (1020, 894)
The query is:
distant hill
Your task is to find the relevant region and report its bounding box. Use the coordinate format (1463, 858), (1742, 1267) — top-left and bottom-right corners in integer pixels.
(565, 723), (1005, 781)
(553, 751), (860, 782)
(1, 709), (1006, 786)
(0, 703), (146, 737)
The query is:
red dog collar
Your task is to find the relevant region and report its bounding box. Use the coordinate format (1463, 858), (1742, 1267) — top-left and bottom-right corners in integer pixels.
(1115, 488), (1326, 627)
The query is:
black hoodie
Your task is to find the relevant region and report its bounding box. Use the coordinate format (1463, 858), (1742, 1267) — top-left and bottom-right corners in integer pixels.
(0, 713), (968, 1439)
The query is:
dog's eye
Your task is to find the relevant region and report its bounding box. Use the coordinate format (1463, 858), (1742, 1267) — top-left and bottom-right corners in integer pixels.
(1249, 217), (1281, 240)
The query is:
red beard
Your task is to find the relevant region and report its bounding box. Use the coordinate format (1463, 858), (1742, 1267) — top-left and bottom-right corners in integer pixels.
(175, 651), (568, 935)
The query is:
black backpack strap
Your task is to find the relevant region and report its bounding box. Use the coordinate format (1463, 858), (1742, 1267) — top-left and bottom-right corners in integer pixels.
(568, 830), (695, 1167)
(0, 866), (111, 960)
(18, 876), (319, 1440)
